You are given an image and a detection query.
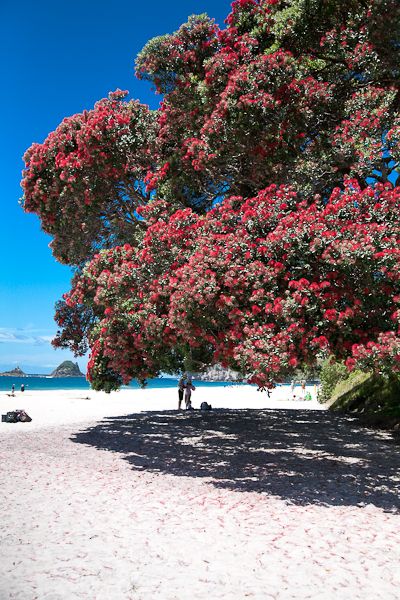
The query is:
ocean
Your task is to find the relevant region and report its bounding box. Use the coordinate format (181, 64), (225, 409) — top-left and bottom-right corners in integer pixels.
(0, 376), (246, 392)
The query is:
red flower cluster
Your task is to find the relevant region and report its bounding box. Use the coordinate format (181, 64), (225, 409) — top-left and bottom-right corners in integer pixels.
(22, 92), (155, 264)
(134, 0), (400, 208)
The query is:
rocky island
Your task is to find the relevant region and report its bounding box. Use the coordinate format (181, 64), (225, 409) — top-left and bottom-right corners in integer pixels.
(0, 366), (27, 377)
(51, 361), (84, 378)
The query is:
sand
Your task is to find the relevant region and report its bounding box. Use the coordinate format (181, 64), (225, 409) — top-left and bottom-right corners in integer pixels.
(0, 385), (399, 599)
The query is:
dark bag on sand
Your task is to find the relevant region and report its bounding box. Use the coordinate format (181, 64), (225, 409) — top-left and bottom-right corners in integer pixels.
(200, 402), (212, 411)
(3, 411), (20, 423)
(17, 410), (32, 422)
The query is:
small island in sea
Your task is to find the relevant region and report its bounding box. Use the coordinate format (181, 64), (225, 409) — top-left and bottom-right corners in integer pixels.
(0, 366), (27, 377)
(50, 361), (84, 378)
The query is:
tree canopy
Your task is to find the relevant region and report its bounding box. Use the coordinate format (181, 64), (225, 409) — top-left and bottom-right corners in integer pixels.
(21, 0), (400, 389)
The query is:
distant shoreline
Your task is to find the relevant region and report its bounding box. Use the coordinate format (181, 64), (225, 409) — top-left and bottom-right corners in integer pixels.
(0, 375), (320, 394)
(0, 373), (86, 378)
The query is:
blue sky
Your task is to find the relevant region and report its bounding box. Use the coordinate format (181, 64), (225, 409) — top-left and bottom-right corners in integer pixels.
(0, 0), (231, 374)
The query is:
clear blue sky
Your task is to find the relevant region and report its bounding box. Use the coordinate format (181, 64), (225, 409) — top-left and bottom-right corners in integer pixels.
(0, 0), (231, 374)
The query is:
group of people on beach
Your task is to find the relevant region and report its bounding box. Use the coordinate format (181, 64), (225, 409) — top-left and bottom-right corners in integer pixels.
(178, 375), (196, 410)
(290, 379), (313, 401)
(8, 384), (24, 397)
(177, 376), (213, 411)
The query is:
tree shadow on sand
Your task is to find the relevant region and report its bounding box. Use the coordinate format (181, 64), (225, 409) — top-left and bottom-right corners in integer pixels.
(71, 408), (400, 511)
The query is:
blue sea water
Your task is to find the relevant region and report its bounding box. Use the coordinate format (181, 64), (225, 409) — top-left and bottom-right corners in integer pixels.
(0, 376), (246, 392)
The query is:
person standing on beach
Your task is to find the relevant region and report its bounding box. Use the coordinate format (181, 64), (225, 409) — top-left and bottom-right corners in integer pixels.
(185, 380), (196, 409)
(21, 384), (25, 392)
(178, 376), (185, 410)
(11, 384), (15, 395)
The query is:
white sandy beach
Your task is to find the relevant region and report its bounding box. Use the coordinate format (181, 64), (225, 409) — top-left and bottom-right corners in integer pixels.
(0, 384), (321, 431)
(0, 385), (399, 599)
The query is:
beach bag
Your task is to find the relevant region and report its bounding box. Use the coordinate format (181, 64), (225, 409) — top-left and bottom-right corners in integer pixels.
(200, 402), (212, 411)
(17, 410), (32, 422)
(3, 411), (20, 423)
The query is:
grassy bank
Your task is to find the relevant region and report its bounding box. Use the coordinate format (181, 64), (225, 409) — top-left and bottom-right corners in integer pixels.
(326, 370), (400, 431)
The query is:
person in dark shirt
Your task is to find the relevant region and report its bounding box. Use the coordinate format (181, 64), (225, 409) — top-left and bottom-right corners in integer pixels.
(178, 377), (185, 410)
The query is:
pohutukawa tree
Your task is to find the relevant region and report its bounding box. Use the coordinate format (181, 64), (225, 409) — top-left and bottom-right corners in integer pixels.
(22, 0), (400, 390)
